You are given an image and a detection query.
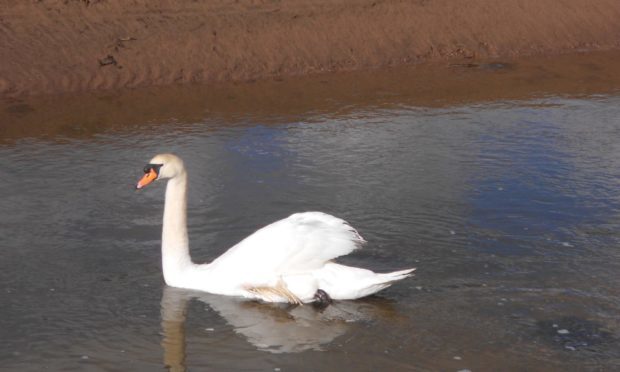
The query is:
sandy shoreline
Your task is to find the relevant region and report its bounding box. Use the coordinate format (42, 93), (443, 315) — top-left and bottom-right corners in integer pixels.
(2, 49), (620, 142)
(1, 0), (620, 98)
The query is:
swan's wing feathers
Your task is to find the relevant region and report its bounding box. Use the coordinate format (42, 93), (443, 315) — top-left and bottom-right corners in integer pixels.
(208, 212), (365, 277)
(272, 212), (365, 271)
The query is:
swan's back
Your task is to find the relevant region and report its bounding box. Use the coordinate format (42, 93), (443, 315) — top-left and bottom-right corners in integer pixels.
(207, 212), (365, 278)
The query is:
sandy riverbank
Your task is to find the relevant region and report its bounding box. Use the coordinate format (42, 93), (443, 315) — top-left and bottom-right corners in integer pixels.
(1, 0), (620, 98)
(3, 49), (620, 142)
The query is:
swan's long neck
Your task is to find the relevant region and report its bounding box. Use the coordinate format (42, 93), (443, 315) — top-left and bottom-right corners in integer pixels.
(162, 170), (194, 285)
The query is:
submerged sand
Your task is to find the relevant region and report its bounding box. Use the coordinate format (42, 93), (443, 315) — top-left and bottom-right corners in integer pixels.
(1, 0), (620, 97)
(3, 49), (620, 142)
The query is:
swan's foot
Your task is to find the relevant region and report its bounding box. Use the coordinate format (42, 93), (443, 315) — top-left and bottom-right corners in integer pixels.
(312, 289), (332, 309)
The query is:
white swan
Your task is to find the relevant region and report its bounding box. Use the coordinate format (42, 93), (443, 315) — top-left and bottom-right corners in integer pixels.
(137, 153), (415, 304)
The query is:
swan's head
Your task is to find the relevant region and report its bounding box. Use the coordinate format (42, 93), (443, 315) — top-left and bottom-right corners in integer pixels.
(136, 153), (185, 189)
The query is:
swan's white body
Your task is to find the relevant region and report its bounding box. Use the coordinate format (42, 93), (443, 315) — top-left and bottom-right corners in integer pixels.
(138, 154), (415, 304)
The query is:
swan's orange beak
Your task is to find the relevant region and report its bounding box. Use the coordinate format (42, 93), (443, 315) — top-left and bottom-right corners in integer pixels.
(136, 168), (158, 189)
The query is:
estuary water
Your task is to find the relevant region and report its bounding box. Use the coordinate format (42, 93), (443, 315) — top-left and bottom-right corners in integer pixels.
(1, 53), (620, 371)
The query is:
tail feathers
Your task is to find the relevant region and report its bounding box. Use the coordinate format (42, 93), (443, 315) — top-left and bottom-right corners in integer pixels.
(378, 267), (416, 285)
(317, 264), (416, 300)
(328, 269), (415, 300)
(360, 268), (414, 294)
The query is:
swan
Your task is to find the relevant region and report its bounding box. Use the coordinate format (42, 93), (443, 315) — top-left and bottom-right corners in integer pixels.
(136, 153), (415, 305)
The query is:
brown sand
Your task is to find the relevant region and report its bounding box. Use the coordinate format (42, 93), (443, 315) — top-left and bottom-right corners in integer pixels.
(3, 49), (620, 142)
(1, 0), (620, 98)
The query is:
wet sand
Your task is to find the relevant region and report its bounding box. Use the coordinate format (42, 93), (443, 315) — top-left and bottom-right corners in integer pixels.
(1, 0), (620, 98)
(2, 49), (620, 142)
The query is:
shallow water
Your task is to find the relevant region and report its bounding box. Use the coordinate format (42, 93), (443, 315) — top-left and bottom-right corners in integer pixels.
(2, 58), (620, 371)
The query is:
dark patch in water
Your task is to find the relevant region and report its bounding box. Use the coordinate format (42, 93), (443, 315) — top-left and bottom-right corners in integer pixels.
(6, 103), (35, 115)
(482, 62), (514, 71)
(449, 62), (514, 71)
(536, 317), (616, 351)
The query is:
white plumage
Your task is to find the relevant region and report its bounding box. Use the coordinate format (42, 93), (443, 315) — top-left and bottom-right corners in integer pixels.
(137, 153), (415, 304)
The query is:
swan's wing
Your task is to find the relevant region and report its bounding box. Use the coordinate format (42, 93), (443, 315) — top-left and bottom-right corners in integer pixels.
(207, 212), (365, 280)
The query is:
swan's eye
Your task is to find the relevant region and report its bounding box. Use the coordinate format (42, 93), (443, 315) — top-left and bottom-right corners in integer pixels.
(143, 166), (151, 173)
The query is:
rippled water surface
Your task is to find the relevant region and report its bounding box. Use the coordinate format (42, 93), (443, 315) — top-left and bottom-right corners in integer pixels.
(2, 65), (620, 371)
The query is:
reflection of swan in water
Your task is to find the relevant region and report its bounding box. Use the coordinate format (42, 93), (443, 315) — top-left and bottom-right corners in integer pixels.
(161, 286), (399, 369)
(138, 154), (415, 305)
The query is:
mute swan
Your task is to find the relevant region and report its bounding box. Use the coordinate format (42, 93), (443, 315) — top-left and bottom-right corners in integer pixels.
(137, 153), (415, 305)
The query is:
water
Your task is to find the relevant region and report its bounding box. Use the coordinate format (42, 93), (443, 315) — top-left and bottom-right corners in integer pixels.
(1, 56), (620, 371)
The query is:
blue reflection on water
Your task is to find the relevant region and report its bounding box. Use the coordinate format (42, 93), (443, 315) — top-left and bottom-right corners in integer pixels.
(467, 104), (619, 257)
(226, 125), (297, 183)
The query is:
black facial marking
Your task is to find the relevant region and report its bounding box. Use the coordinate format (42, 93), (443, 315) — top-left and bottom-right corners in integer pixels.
(144, 163), (163, 174)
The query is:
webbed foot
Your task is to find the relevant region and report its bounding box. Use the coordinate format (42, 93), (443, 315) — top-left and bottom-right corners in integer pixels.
(312, 289), (332, 309)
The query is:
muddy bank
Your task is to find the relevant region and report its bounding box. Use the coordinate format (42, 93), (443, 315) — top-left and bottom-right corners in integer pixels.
(1, 0), (620, 97)
(3, 50), (620, 142)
